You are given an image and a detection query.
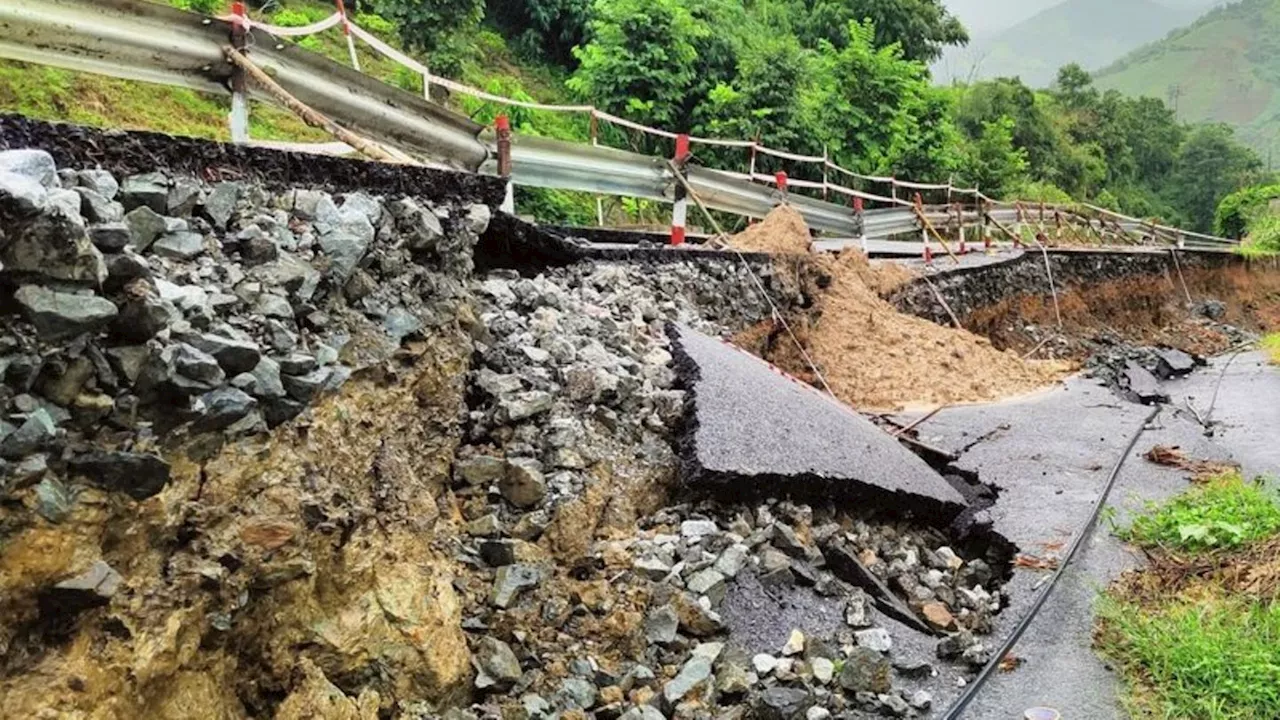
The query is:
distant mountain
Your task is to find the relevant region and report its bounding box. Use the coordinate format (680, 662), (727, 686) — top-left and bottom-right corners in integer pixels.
(1095, 0), (1280, 159)
(934, 0), (1202, 87)
(941, 0), (1062, 38)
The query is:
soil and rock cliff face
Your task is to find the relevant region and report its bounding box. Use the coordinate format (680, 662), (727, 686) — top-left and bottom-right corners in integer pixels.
(0, 144), (1014, 720)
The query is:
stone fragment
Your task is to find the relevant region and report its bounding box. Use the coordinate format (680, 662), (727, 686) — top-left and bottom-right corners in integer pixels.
(152, 231), (206, 260)
(908, 690), (932, 710)
(0, 408), (57, 459)
(781, 629), (805, 656)
(75, 186), (122, 223)
(644, 605), (679, 644)
(855, 628), (893, 653)
(189, 333), (261, 375)
(41, 560), (122, 613)
(714, 543), (750, 578)
(560, 677), (597, 709)
(119, 172), (169, 213)
(810, 657), (835, 684)
(491, 563), (541, 608)
(202, 182), (239, 229)
(662, 656), (712, 705)
(1122, 361), (1169, 405)
(68, 450), (171, 500)
(500, 458), (547, 508)
(317, 209), (373, 281)
(681, 519), (718, 540)
(752, 654), (778, 674)
(472, 636), (522, 691)
(921, 601), (956, 631)
(455, 455), (505, 485)
(193, 387), (258, 433)
(77, 169), (119, 200)
(500, 391), (554, 421)
(671, 590), (724, 637)
(754, 687), (811, 720)
(281, 368), (331, 402)
(14, 285), (118, 341)
(112, 295), (174, 343)
(0, 170), (48, 217)
(124, 205), (167, 251)
(167, 176), (201, 216)
(88, 222), (132, 250)
(838, 647), (891, 694)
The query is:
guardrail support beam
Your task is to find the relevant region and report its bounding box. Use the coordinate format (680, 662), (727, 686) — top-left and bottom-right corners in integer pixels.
(671, 134), (691, 245)
(496, 114), (515, 214)
(228, 2), (249, 144)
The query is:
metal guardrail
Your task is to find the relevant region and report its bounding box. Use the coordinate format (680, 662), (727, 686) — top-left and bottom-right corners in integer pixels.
(0, 0), (1240, 252)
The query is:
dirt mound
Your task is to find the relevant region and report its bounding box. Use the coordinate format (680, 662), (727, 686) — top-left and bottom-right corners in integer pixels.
(739, 248), (1065, 411)
(729, 205), (814, 254)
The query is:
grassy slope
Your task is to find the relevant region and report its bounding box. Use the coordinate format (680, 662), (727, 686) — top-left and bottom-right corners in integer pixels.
(1095, 0), (1280, 160)
(933, 0), (1194, 87)
(0, 0), (579, 148)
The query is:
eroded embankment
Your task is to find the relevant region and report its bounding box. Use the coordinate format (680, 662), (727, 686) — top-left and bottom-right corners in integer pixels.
(892, 250), (1280, 361)
(0, 118), (1021, 720)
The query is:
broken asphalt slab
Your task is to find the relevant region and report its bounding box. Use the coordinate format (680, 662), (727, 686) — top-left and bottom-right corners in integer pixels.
(666, 323), (966, 523)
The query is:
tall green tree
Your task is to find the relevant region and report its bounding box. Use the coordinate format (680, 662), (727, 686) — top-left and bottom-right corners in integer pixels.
(567, 0), (709, 129)
(370, 0), (484, 53)
(1165, 124), (1263, 231)
(485, 0), (589, 64)
(791, 0), (968, 62)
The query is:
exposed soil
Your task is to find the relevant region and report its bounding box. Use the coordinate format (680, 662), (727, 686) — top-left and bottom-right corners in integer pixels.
(727, 205), (814, 255)
(964, 260), (1280, 360)
(737, 249), (1066, 411)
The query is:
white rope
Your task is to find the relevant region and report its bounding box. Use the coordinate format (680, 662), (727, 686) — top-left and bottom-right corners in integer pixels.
(826, 182), (910, 207)
(755, 145), (826, 163)
(229, 12), (343, 37)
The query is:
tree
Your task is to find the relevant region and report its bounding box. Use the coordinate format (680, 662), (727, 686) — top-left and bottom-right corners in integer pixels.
(568, 0), (709, 129)
(1165, 124), (1263, 232)
(960, 116), (1028, 197)
(1053, 63), (1098, 110)
(792, 0), (968, 63)
(801, 21), (954, 176)
(485, 0), (590, 65)
(370, 0), (484, 53)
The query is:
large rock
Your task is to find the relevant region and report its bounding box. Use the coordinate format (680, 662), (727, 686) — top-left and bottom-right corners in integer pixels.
(668, 324), (966, 522)
(193, 386), (258, 433)
(0, 408), (57, 459)
(317, 209), (374, 281)
(1122, 361), (1169, 405)
(0, 149), (57, 187)
(68, 450), (171, 500)
(77, 169), (119, 200)
(188, 332), (262, 375)
(1, 209), (107, 285)
(152, 231), (206, 260)
(754, 687), (811, 720)
(500, 458), (547, 508)
(0, 170), (48, 218)
(124, 205), (167, 251)
(201, 182), (239, 229)
(14, 285), (118, 341)
(39, 560), (122, 614)
(662, 656), (713, 706)
(119, 171), (169, 213)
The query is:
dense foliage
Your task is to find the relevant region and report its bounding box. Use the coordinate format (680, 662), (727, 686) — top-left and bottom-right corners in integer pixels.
(337, 0), (1266, 229)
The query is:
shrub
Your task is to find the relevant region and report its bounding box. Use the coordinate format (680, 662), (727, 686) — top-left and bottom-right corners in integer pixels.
(1120, 473), (1280, 552)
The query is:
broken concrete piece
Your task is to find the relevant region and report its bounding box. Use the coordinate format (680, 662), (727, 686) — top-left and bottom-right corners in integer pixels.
(1121, 361), (1169, 405)
(667, 324), (966, 522)
(1155, 348), (1197, 379)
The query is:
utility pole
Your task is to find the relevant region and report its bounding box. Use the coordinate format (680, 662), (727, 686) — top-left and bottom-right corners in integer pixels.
(1166, 84), (1182, 120)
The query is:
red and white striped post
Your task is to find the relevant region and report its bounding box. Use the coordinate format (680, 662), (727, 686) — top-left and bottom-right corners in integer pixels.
(956, 203), (967, 254)
(670, 134), (691, 246)
(914, 192), (930, 262)
(775, 172), (789, 202)
(335, 0), (360, 71)
(228, 2), (249, 144)
(853, 195), (867, 254)
(496, 114), (514, 214)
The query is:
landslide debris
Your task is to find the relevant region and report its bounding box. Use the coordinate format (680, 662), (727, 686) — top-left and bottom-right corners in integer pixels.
(731, 207), (1064, 410)
(728, 205), (814, 255)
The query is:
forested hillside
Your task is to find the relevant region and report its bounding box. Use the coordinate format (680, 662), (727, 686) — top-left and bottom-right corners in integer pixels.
(0, 0), (1267, 231)
(1095, 0), (1280, 161)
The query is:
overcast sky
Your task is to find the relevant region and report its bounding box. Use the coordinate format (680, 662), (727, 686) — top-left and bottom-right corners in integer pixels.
(943, 0), (1064, 37)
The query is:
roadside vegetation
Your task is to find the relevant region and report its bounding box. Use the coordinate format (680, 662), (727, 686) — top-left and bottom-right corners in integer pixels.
(1098, 471), (1280, 719)
(1261, 333), (1280, 364)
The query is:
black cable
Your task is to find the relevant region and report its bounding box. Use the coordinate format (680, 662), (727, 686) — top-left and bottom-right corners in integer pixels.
(938, 405), (1160, 720)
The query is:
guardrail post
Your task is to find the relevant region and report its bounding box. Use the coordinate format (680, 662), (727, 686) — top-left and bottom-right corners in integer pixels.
(671, 134), (691, 246)
(335, 0), (360, 71)
(228, 1), (250, 144)
(853, 196), (866, 253)
(496, 114), (515, 214)
(914, 192), (929, 261)
(955, 203), (967, 255)
(775, 172), (788, 203)
(591, 112), (604, 226)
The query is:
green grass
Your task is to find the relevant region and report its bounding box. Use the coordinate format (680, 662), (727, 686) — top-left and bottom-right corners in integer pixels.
(1098, 471), (1280, 718)
(1119, 473), (1280, 552)
(1261, 333), (1280, 364)
(1098, 593), (1280, 720)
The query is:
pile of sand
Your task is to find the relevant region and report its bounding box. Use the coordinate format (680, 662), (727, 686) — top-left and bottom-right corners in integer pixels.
(734, 213), (1065, 411)
(728, 205), (814, 254)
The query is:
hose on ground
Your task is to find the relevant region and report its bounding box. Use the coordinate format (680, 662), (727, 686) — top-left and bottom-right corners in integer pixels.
(938, 405), (1160, 719)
